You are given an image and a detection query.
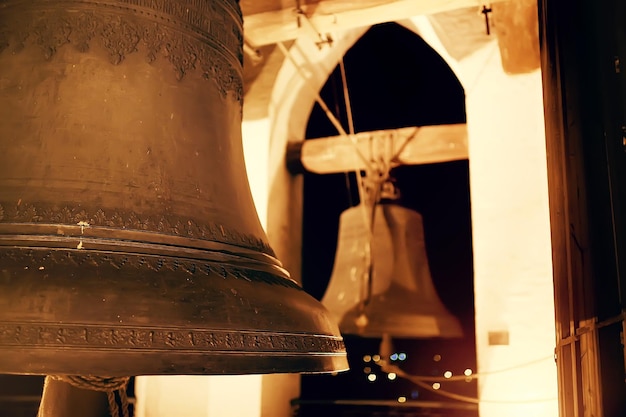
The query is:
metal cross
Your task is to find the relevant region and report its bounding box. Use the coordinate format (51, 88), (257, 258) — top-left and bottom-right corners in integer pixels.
(482, 5), (493, 35)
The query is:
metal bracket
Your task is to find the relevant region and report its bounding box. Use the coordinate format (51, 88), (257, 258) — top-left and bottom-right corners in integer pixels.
(295, 2), (333, 49)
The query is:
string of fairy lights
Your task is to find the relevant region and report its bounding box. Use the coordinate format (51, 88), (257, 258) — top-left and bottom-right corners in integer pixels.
(329, 349), (557, 405)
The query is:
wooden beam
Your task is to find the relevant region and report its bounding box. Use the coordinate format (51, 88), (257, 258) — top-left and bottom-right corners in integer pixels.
(287, 124), (468, 175)
(244, 0), (507, 47)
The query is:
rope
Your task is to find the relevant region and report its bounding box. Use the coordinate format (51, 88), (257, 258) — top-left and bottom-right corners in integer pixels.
(276, 41), (375, 174)
(50, 375), (130, 417)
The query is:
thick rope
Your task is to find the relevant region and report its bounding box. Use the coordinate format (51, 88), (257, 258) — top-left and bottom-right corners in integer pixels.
(50, 375), (130, 417)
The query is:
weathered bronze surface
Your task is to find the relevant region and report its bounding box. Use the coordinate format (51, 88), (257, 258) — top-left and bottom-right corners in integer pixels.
(0, 0), (347, 376)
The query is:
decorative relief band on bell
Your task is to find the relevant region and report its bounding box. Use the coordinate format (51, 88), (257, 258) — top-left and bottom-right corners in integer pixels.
(0, 247), (297, 287)
(0, 322), (346, 353)
(0, 0), (243, 96)
(0, 202), (274, 256)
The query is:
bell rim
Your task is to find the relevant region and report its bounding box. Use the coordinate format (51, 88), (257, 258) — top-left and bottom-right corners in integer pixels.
(0, 245), (349, 375)
(0, 349), (350, 376)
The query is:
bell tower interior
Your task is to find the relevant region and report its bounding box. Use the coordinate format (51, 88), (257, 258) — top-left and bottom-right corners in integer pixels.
(9, 0), (624, 415)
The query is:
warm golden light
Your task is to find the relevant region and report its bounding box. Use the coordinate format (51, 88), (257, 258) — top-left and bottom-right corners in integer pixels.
(397, 396), (407, 403)
(367, 374), (377, 382)
(387, 373), (397, 380)
(443, 371), (453, 379)
(432, 383), (441, 390)
(465, 40), (559, 417)
(136, 375), (263, 417)
(464, 368), (473, 376)
(363, 355), (372, 363)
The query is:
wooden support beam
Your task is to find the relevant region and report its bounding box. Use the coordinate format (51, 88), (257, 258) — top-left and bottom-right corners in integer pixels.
(243, 0), (507, 47)
(287, 123), (468, 175)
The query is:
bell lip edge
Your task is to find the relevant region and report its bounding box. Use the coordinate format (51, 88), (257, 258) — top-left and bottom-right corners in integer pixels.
(0, 353), (350, 377)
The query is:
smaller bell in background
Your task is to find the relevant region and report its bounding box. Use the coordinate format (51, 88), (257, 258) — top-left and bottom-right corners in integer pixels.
(320, 202), (392, 325)
(322, 185), (463, 339)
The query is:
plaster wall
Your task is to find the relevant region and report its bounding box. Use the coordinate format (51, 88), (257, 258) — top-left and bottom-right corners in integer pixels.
(462, 40), (558, 417)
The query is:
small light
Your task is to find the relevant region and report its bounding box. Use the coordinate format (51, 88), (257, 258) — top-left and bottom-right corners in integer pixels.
(398, 353), (407, 361)
(367, 374), (377, 382)
(397, 396), (407, 403)
(363, 355), (372, 363)
(390, 353), (399, 361)
(433, 354), (442, 362)
(372, 354), (381, 362)
(443, 371), (452, 379)
(355, 314), (368, 328)
(363, 367), (372, 374)
(387, 372), (397, 380)
(410, 390), (419, 399)
(432, 382), (441, 390)
(464, 368), (473, 376)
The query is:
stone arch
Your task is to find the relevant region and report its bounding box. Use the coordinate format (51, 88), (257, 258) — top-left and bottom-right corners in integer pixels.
(259, 19), (468, 282)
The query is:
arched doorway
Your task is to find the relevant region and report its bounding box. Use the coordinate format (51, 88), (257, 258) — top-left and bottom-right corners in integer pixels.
(299, 22), (477, 417)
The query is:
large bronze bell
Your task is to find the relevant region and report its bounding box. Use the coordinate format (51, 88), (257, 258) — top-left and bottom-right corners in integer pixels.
(0, 0), (347, 376)
(322, 202), (463, 338)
